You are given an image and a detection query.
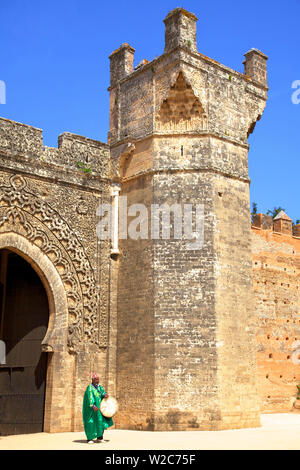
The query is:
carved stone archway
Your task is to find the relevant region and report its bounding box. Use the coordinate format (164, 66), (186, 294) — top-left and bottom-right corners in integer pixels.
(0, 174), (104, 352)
(0, 173), (104, 431)
(0, 232), (70, 432)
(0, 232), (69, 353)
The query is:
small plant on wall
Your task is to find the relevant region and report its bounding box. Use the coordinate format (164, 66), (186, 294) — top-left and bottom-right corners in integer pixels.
(76, 161), (92, 175)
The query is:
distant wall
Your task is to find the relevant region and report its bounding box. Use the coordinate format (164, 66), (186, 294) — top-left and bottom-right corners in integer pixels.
(252, 214), (300, 412)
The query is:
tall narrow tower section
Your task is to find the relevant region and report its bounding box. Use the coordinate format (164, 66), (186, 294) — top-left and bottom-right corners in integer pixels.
(109, 8), (268, 430)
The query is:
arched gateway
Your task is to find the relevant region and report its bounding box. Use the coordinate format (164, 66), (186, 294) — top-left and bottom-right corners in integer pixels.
(0, 233), (69, 435)
(0, 134), (111, 435)
(0, 249), (49, 435)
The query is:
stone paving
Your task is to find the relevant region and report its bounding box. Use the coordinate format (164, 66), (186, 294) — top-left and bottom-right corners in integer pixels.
(0, 414), (300, 450)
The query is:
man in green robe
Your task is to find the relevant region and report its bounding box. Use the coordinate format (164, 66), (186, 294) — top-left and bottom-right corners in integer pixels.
(82, 373), (113, 443)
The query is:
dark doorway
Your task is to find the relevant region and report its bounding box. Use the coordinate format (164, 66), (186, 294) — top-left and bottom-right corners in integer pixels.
(0, 249), (49, 435)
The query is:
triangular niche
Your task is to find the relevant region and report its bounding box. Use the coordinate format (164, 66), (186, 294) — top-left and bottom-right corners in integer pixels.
(156, 71), (206, 131)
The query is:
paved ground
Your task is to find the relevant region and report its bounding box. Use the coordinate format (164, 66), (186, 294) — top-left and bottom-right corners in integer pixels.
(0, 414), (300, 450)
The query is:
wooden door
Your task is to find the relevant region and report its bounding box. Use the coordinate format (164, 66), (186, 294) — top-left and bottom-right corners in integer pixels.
(0, 250), (49, 435)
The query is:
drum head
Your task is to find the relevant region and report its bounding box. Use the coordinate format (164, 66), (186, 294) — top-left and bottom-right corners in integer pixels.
(100, 396), (118, 418)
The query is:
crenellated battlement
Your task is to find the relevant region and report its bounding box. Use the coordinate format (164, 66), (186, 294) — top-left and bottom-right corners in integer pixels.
(0, 116), (43, 157)
(252, 212), (300, 238)
(0, 117), (110, 181)
(108, 8), (268, 149)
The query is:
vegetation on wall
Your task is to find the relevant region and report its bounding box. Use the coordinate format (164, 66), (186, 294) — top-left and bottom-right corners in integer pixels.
(251, 202), (299, 226)
(76, 161), (92, 174)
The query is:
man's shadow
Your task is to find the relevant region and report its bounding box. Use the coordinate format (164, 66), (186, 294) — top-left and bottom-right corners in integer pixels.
(73, 439), (110, 444)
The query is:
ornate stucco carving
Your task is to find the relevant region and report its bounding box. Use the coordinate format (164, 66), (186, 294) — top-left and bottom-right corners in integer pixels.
(0, 174), (106, 351)
(156, 71), (207, 132)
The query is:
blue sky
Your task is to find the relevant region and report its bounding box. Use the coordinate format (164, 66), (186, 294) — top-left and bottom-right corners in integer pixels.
(0, 0), (299, 222)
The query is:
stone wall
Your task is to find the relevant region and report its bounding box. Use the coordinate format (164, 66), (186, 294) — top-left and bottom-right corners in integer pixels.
(251, 214), (300, 413)
(116, 174), (155, 430)
(152, 168), (218, 430)
(0, 116), (112, 432)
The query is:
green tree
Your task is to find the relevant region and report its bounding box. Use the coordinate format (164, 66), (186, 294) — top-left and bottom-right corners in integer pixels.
(266, 206), (285, 218)
(267, 206), (300, 227)
(251, 202), (258, 223)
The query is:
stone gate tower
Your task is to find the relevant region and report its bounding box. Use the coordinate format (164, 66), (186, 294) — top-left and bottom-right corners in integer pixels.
(109, 8), (268, 430)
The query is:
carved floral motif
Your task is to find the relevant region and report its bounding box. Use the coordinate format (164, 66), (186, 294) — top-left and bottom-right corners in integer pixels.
(0, 174), (106, 351)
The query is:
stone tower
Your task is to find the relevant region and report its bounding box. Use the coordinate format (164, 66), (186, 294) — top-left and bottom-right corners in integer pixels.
(109, 8), (268, 430)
